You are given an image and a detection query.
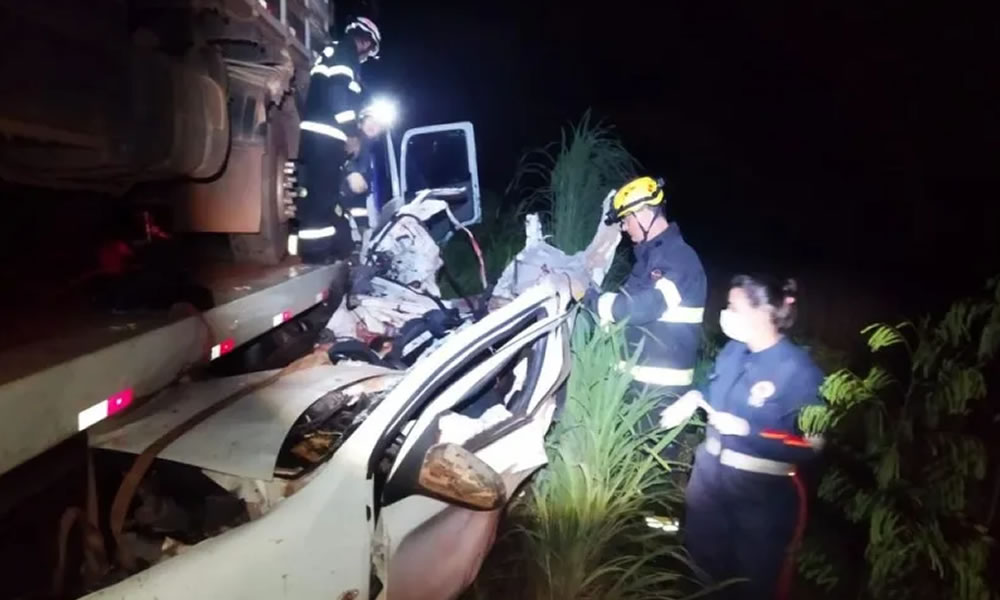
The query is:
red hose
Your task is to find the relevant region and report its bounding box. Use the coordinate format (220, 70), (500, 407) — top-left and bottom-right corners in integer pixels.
(460, 225), (488, 290)
(776, 473), (809, 599)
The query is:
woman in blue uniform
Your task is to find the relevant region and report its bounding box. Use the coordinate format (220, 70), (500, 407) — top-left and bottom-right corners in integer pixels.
(660, 274), (824, 599)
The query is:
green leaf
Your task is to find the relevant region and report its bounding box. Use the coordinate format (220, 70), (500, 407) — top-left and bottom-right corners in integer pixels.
(862, 322), (911, 353)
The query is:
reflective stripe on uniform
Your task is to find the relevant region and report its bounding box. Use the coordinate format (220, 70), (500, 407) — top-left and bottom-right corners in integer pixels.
(654, 277), (682, 307)
(620, 362), (695, 386)
(705, 435), (722, 455)
(652, 277), (704, 323)
(704, 435), (796, 476)
(349, 207), (368, 218)
(345, 213), (361, 242)
(310, 64), (355, 79)
(597, 292), (617, 325)
(659, 306), (704, 323)
(300, 121), (348, 141)
(348, 81), (362, 94)
(334, 110), (357, 124)
(322, 46), (335, 58)
(298, 226), (337, 240)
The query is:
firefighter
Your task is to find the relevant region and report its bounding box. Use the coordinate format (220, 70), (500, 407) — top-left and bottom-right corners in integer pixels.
(340, 103), (390, 241)
(660, 275), (824, 599)
(585, 176), (707, 410)
(294, 16), (382, 264)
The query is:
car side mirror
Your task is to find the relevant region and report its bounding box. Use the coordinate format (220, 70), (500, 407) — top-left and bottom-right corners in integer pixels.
(385, 441), (506, 511)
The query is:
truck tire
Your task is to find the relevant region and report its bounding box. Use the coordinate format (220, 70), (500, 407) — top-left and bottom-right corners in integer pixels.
(229, 101), (298, 265)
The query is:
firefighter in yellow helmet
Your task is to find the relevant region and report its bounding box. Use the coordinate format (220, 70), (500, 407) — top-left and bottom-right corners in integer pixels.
(585, 176), (707, 417)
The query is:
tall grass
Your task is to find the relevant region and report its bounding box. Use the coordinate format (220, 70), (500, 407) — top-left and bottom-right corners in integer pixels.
(467, 316), (698, 600)
(510, 111), (638, 254)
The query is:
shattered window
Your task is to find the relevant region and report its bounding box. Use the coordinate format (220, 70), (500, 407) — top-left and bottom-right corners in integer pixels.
(405, 130), (470, 192)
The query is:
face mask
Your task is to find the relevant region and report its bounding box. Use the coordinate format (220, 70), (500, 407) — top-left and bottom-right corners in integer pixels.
(719, 309), (751, 343)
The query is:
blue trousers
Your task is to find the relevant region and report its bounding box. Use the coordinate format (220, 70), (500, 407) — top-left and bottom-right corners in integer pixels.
(684, 449), (803, 599)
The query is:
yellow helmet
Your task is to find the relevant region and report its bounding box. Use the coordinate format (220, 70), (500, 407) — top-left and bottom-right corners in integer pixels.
(607, 176), (665, 223)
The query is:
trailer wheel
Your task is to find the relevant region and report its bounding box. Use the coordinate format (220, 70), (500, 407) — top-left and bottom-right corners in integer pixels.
(229, 102), (298, 265)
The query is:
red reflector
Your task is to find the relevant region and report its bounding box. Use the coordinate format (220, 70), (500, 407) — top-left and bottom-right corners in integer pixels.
(211, 338), (236, 360)
(282, 310), (292, 321)
(783, 436), (812, 448)
(759, 429), (788, 440)
(107, 388), (134, 416)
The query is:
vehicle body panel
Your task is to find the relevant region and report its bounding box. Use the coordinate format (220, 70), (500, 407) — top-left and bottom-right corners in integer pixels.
(91, 364), (399, 480)
(84, 281), (573, 599)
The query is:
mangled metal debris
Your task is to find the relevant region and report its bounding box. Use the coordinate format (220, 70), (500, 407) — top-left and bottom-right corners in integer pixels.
(324, 190), (619, 366)
(493, 196), (621, 300)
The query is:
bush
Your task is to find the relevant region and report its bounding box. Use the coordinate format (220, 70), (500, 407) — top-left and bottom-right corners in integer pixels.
(798, 277), (1000, 599)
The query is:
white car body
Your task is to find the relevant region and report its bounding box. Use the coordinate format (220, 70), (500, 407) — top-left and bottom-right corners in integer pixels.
(85, 280), (574, 600)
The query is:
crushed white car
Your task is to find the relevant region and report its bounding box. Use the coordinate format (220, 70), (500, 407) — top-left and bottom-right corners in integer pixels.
(85, 280), (574, 600)
(81, 176), (622, 599)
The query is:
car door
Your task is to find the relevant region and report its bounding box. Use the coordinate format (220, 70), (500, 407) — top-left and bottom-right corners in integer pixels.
(367, 281), (574, 599)
(398, 122), (481, 241)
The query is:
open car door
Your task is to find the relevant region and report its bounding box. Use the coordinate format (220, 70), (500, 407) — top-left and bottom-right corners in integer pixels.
(369, 282), (573, 599)
(398, 122), (481, 241)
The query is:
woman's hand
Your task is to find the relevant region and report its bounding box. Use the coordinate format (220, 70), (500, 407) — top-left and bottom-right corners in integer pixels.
(659, 390), (703, 429)
(707, 410), (751, 436)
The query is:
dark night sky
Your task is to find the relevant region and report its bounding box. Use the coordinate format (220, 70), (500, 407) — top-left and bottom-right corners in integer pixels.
(355, 1), (999, 286)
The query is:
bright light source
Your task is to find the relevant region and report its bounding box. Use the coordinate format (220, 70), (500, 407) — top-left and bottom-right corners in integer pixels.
(644, 516), (680, 534)
(365, 97), (398, 127)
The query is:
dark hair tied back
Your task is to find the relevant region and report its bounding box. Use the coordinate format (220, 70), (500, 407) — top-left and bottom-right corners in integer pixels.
(731, 274), (799, 331)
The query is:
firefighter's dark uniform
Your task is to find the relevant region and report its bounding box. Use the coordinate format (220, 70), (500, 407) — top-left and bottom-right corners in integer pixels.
(684, 338), (824, 599)
(340, 140), (374, 239)
(296, 41), (364, 263)
(595, 224), (706, 402)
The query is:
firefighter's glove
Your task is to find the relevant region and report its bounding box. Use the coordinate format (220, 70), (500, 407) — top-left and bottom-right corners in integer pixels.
(707, 410), (751, 437)
(659, 390), (703, 429)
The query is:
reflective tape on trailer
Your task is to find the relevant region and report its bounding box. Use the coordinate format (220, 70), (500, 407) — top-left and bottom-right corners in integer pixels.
(77, 388), (134, 430)
(210, 338), (236, 361)
(272, 310), (293, 327)
(315, 289), (330, 303)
